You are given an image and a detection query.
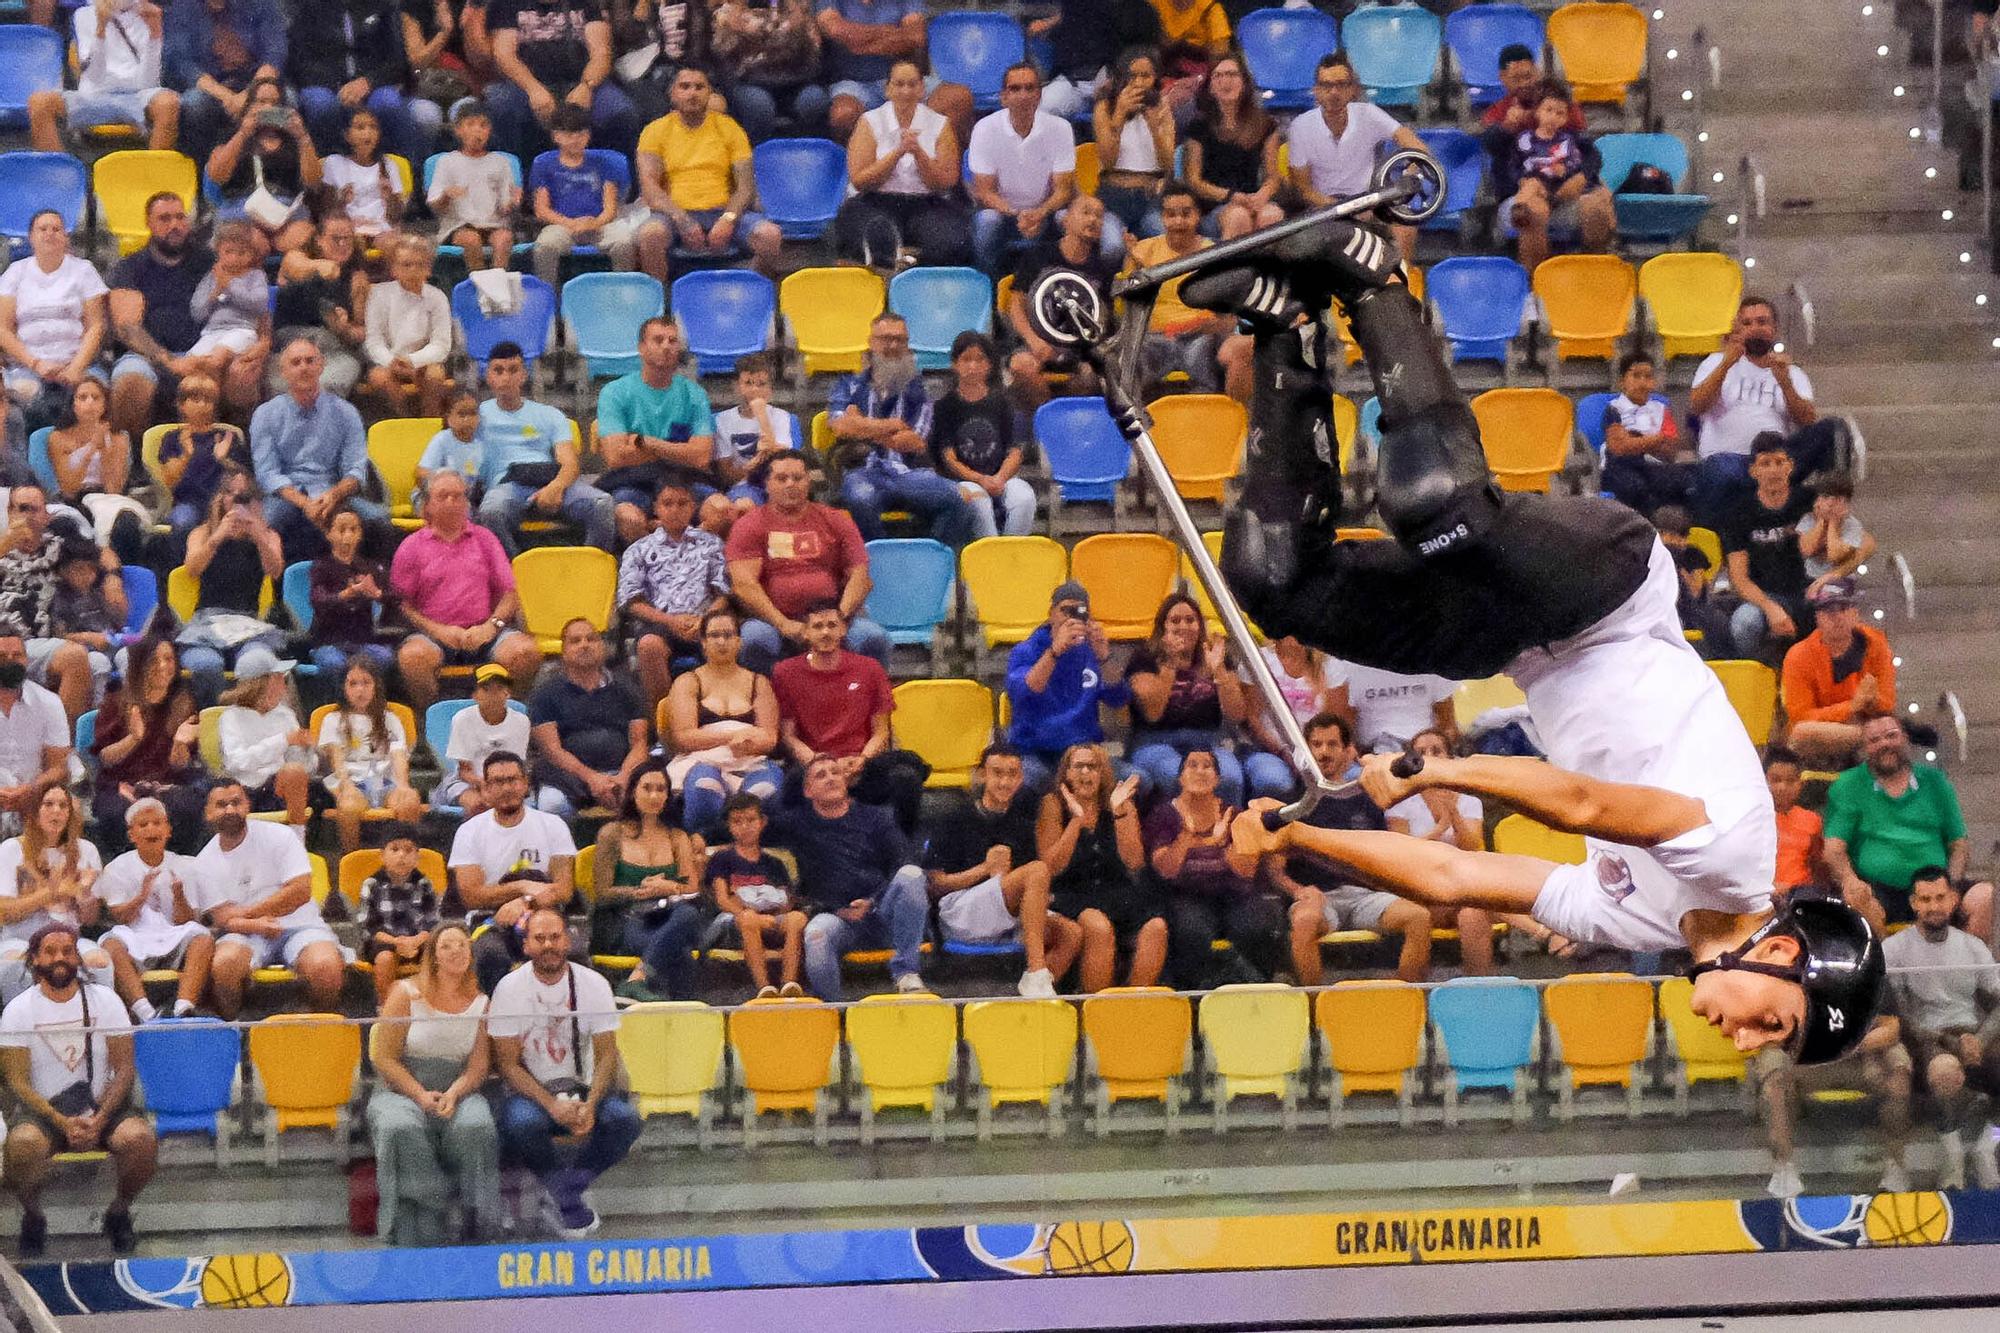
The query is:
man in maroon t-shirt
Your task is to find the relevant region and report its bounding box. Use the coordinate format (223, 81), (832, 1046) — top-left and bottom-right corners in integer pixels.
(771, 602), (927, 833)
(724, 453), (891, 673)
(1479, 45), (1586, 135)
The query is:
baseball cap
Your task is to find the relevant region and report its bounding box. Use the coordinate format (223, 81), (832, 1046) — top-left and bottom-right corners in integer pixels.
(1050, 581), (1090, 614)
(1810, 578), (1857, 609)
(475, 663), (512, 686)
(233, 644), (296, 679)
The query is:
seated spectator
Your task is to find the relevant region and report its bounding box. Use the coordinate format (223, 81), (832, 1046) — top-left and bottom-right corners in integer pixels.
(0, 786), (111, 1006)
(531, 103), (653, 289)
(1126, 593), (1250, 805)
(162, 0), (286, 161)
(1006, 581), (1130, 792)
(834, 58), (971, 267)
(189, 778), (346, 1016)
(366, 923), (501, 1245)
(1240, 635), (1338, 801)
(93, 797), (212, 1018)
(361, 237), (455, 419)
(251, 336), (390, 562)
(205, 79), (321, 257)
(1287, 53), (1426, 266)
(0, 489), (115, 723)
(1497, 79), (1613, 274)
(1600, 352), (1694, 517)
(1652, 504), (1732, 654)
(1, 922), (156, 1258)
(474, 343), (616, 555)
(1766, 745), (1823, 897)
(1759, 1012), (1912, 1197)
(267, 211), (368, 401)
(291, 0), (437, 164)
(1381, 726), (1497, 975)
(488, 907), (640, 1239)
(1799, 472), (1876, 596)
(434, 663), (532, 816)
(1035, 743), (1162, 993)
(0, 629), (69, 850)
(708, 0), (826, 142)
(594, 318), (717, 545)
(319, 658), (424, 855)
(154, 374), (243, 562)
(633, 66), (781, 280)
(711, 353), (801, 510)
(1123, 184), (1240, 396)
(108, 194), (256, 441)
(725, 452), (891, 671)
(307, 504), (394, 682)
(529, 618), (649, 818)
(1723, 433), (1814, 662)
(357, 822), (441, 1010)
(774, 754), (928, 999)
(1091, 48), (1174, 243)
(48, 381), (132, 517)
(447, 750), (580, 991)
(485, 0), (642, 166)
(428, 100), (518, 274)
(177, 468), (288, 708)
(1481, 42), (1583, 140)
(1326, 656), (1457, 757)
(587, 759), (707, 1003)
(1153, 747), (1277, 988)
(388, 471), (544, 714)
(0, 211), (109, 433)
(830, 313), (973, 547)
(1691, 298), (1840, 517)
(930, 332), (1035, 540)
(924, 744), (1081, 997)
(416, 389), (484, 512)
(620, 482), (730, 707)
(1883, 869), (2000, 1191)
(189, 222), (272, 390)
(817, 0), (972, 144)
(51, 540), (123, 663)
(1032, 0), (1161, 122)
(708, 792), (805, 997)
(320, 109), (411, 251)
(774, 601), (928, 833)
(1007, 196), (1114, 412)
(90, 635), (204, 852)
(215, 645), (314, 829)
(966, 62), (1084, 278)
(1781, 580), (1896, 769)
(613, 0), (710, 125)
(1182, 52), (1283, 240)
(664, 607), (782, 834)
(30, 0), (180, 154)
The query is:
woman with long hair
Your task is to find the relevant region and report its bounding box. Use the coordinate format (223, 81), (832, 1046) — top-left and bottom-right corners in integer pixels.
(1150, 747), (1278, 987)
(929, 331), (1035, 539)
(664, 608), (782, 836)
(47, 377), (131, 507)
(268, 210), (369, 397)
(318, 657), (423, 855)
(1184, 51), (1284, 239)
(91, 633), (205, 852)
(206, 77), (322, 255)
(1035, 742), (1162, 993)
(1092, 47), (1176, 241)
(0, 786), (114, 1002)
(1240, 634), (1340, 803)
(178, 465), (287, 709)
(590, 757), (709, 1002)
(1126, 592), (1249, 804)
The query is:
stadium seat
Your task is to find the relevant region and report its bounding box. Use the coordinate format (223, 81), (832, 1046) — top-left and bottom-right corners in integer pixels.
(1490, 813), (1587, 864)
(247, 1014), (361, 1168)
(1469, 387), (1573, 492)
(1547, 2), (1649, 105)
(0, 27), (61, 129)
(167, 566), (275, 622)
(1182, 530), (1262, 640)
(1412, 128), (1486, 234)
(926, 13), (1025, 110)
(1687, 525), (1723, 577)
(1080, 987), (1192, 1135)
(670, 269), (772, 376)
(1709, 659), (1778, 746)
(1545, 973), (1656, 1119)
(780, 267), (884, 379)
(423, 151), (528, 265)
(1317, 981), (1427, 1127)
(1596, 132), (1710, 242)
(863, 537), (957, 672)
(1341, 4), (1443, 107)
(1428, 977), (1539, 1126)
(1036, 396), (1131, 533)
(728, 996), (841, 1147)
(845, 993), (959, 1143)
(1072, 142), (1099, 196)
(118, 563), (158, 638)
(1639, 252), (1742, 362)
(450, 275), (556, 377)
(1069, 533), (1178, 640)
(888, 266), (993, 370)
(94, 150), (197, 255)
(1532, 255), (1637, 370)
(280, 561), (314, 634)
(618, 1001), (726, 1147)
(752, 138), (846, 240)
(562, 271), (665, 382)
(891, 679), (992, 789)
(0, 152), (86, 253)
(1334, 394), (1361, 474)
(1147, 395), (1245, 505)
(1199, 984), (1310, 1132)
(1451, 674), (1527, 731)
(1428, 256), (1530, 370)
(1237, 8), (1340, 111)
(513, 546), (616, 654)
(1445, 3), (1545, 105)
(366, 417), (439, 530)
(960, 535), (1067, 668)
(337, 847), (447, 919)
(1657, 975), (1752, 1112)
(25, 428), (55, 493)
(132, 1017), (240, 1167)
(963, 998), (1077, 1138)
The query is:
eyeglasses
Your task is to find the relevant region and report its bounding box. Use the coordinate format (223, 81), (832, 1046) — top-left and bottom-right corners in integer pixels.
(1317, 77), (1357, 90)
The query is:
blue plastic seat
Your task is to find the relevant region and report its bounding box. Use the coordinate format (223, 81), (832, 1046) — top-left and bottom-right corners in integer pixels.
(450, 274), (556, 375)
(752, 138), (846, 241)
(888, 267), (992, 370)
(0, 152), (88, 252)
(1445, 4), (1545, 106)
(120, 564), (157, 638)
(561, 271), (666, 381)
(927, 13), (1026, 110)
(424, 698), (530, 814)
(133, 1017), (241, 1163)
(423, 151), (529, 260)
(0, 28), (63, 129)
(281, 560), (314, 632)
(1412, 128), (1486, 233)
(75, 708), (95, 773)
(1429, 977), (1540, 1122)
(861, 538), (956, 648)
(25, 427), (56, 493)
(1595, 132), (1710, 241)
(1341, 4), (1442, 107)
(1237, 9), (1340, 111)
(670, 270), (773, 375)
(528, 149), (634, 264)
(1426, 256), (1530, 365)
(1036, 397), (1129, 504)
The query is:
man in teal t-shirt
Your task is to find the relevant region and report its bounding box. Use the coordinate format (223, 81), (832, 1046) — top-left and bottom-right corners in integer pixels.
(594, 318), (717, 543)
(474, 341), (616, 555)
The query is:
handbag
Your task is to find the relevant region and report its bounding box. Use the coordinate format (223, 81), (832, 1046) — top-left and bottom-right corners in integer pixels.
(501, 462), (562, 489)
(45, 984), (98, 1120)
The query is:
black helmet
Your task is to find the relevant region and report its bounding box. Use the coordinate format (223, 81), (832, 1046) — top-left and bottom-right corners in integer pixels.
(1686, 896), (1885, 1066)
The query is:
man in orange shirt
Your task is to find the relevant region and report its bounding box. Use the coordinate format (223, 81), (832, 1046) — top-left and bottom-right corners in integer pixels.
(1765, 746), (1822, 897)
(1780, 579), (1896, 768)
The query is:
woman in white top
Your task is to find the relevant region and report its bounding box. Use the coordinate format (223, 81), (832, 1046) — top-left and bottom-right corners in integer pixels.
(215, 645), (314, 830)
(319, 657), (424, 855)
(1240, 635), (1340, 802)
(1384, 727), (1499, 974)
(0, 785), (113, 1003)
(361, 237), (454, 420)
(0, 210), (108, 428)
(1092, 48), (1175, 241)
(366, 923), (501, 1245)
(832, 57), (972, 268)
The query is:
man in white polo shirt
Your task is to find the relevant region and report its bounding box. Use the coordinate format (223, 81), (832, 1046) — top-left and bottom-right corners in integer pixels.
(968, 61), (1116, 276)
(1285, 51), (1427, 266)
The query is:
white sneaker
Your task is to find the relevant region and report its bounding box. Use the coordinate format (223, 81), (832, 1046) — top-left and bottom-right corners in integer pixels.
(1766, 1163), (1804, 1198)
(1880, 1162), (1913, 1193)
(1017, 968), (1056, 998)
(894, 973), (927, 994)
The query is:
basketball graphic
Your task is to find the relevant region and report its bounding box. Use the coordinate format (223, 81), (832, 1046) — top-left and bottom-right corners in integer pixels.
(1043, 1220), (1137, 1275)
(199, 1253), (294, 1308)
(1863, 1192), (1952, 1247)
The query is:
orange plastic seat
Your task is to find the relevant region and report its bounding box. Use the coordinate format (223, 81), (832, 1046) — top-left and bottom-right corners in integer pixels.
(1549, 2), (1649, 104)
(1069, 533), (1178, 640)
(1080, 988), (1191, 1134)
(246, 1014), (361, 1167)
(1470, 388), (1574, 492)
(1545, 973), (1657, 1119)
(1533, 254), (1637, 364)
(1147, 395), (1245, 503)
(728, 996), (841, 1146)
(1317, 981), (1427, 1126)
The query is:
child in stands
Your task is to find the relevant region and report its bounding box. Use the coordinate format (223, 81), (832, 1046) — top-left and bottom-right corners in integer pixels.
(711, 353), (800, 511)
(320, 107), (408, 253)
(1601, 352), (1694, 516)
(50, 538), (120, 656)
(359, 823), (440, 1010)
(155, 373), (241, 560)
(707, 793), (805, 998)
(428, 100), (515, 272)
(1651, 504), (1730, 656)
(319, 657), (423, 855)
(416, 389), (483, 516)
(436, 664), (531, 816)
(529, 102), (645, 289)
(1765, 746), (1823, 899)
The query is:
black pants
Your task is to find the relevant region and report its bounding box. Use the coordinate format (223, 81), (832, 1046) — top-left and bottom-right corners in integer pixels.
(833, 191), (975, 269)
(1167, 892), (1288, 989)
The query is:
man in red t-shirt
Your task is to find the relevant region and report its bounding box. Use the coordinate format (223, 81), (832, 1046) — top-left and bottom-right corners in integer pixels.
(772, 602), (927, 832)
(723, 453), (891, 673)
(1479, 45), (1586, 135)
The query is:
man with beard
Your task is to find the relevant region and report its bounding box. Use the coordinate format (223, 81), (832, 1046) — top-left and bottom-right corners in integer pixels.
(827, 313), (973, 548)
(1007, 194), (1116, 413)
(726, 453), (891, 673)
(0, 922), (157, 1257)
(0, 496), (119, 725)
(447, 750), (581, 992)
(595, 317), (717, 545)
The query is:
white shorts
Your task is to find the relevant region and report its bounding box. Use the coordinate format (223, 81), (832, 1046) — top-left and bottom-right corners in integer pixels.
(218, 925), (344, 969)
(1321, 884), (1397, 932)
(106, 920), (210, 970)
(187, 327), (259, 358)
(938, 876), (1020, 945)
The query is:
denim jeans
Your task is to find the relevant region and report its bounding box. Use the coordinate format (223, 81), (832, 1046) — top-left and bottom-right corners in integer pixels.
(620, 904), (710, 1000)
(1243, 750), (1299, 801)
(838, 463), (975, 547)
(739, 616), (891, 674)
(1730, 597), (1804, 662)
(1130, 728), (1244, 807)
(802, 865), (927, 1000)
(310, 642), (394, 681)
(486, 79), (643, 162)
(297, 84), (443, 163)
(956, 476), (1039, 539)
(479, 481), (617, 556)
(680, 760), (784, 836)
(496, 1091), (640, 1188)
(720, 81), (832, 141)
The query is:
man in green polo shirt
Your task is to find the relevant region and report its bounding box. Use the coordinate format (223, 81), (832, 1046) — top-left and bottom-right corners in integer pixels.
(595, 317), (716, 544)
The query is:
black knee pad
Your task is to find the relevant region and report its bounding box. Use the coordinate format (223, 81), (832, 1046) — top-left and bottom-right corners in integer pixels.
(1375, 402), (1503, 559)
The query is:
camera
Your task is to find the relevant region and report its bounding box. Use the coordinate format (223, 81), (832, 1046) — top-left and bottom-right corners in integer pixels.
(256, 107), (290, 130)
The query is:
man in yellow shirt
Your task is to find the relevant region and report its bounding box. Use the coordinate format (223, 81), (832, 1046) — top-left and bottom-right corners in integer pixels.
(1150, 0), (1231, 56)
(1122, 184), (1245, 395)
(635, 66), (783, 278)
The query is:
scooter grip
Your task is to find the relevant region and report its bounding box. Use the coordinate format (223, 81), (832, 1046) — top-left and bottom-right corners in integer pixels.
(1390, 751), (1426, 780)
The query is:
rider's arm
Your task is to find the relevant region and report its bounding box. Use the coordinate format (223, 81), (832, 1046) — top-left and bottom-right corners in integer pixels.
(1402, 753), (1711, 848)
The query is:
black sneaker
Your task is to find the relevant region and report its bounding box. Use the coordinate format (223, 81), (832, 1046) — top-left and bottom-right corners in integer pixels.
(18, 1210), (45, 1260)
(103, 1206), (136, 1254)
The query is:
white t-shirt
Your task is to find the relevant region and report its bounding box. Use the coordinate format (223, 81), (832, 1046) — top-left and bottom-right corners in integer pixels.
(1327, 660), (1455, 753)
(448, 808), (577, 886)
(73, 7), (162, 95)
(712, 404), (802, 466)
(1690, 354), (1814, 460)
(0, 255), (108, 367)
(0, 684), (70, 791)
(93, 848), (196, 947)
(0, 837), (104, 943)
(444, 704), (532, 773)
(317, 709), (409, 790)
(1286, 102), (1403, 200)
(966, 108), (1077, 211)
(321, 155), (402, 234)
(487, 962), (617, 1087)
(218, 704), (302, 790)
(189, 820), (322, 931)
(1253, 645), (1341, 724)
(0, 983), (123, 1101)
(856, 101), (947, 197)
(1388, 791), (1483, 847)
(1797, 511), (1866, 579)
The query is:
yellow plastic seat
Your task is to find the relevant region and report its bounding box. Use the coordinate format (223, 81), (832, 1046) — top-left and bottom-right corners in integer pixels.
(337, 847), (448, 917)
(309, 701), (419, 777)
(1549, 2), (1650, 104)
(573, 844), (642, 970)
(891, 679), (992, 789)
(963, 998), (1076, 1138)
(1709, 659), (1778, 746)
(1080, 987), (1191, 1135)
(367, 418), (441, 531)
(1198, 983), (1309, 1132)
(1687, 526), (1724, 579)
(1183, 530), (1263, 640)
(246, 1014), (361, 1168)
(1490, 813), (1587, 864)
(728, 996), (841, 1146)
(780, 267), (885, 377)
(1332, 393), (1359, 472)
(1317, 980), (1427, 1126)
(1069, 533), (1179, 640)
(1545, 973), (1656, 1119)
(166, 566), (274, 622)
(1657, 975), (1751, 1112)
(1147, 395), (1245, 503)
(617, 1001), (726, 1146)
(845, 993), (958, 1143)
(94, 150), (198, 255)
(1533, 254), (1637, 364)
(1073, 141), (1100, 196)
(960, 536), (1068, 656)
(513, 546), (617, 654)
(1452, 674), (1526, 731)
(1470, 388), (1574, 493)
(1639, 253), (1743, 362)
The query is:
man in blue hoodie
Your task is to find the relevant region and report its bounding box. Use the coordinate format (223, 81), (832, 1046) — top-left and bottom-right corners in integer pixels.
(1005, 581), (1130, 792)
